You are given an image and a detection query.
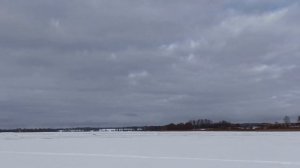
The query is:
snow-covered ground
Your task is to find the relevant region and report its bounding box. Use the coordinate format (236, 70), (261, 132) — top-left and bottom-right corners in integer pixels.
(0, 131), (299, 168)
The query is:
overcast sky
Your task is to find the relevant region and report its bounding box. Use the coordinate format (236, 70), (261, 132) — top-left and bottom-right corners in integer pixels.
(0, 0), (300, 128)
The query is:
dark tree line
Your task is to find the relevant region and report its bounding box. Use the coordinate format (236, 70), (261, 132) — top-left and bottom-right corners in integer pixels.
(144, 116), (300, 131)
(144, 119), (233, 131)
(1, 116), (300, 132)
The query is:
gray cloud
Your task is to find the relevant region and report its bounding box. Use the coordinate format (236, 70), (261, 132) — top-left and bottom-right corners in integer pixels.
(0, 0), (300, 128)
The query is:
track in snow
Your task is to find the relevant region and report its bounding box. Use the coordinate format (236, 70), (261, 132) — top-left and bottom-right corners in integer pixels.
(1, 151), (299, 166)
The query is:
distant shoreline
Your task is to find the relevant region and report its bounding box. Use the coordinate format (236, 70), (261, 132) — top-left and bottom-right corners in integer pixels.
(1, 128), (300, 133)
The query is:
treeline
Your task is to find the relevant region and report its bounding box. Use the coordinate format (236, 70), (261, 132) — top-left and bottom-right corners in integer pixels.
(144, 120), (232, 131)
(144, 116), (300, 131)
(1, 116), (300, 132)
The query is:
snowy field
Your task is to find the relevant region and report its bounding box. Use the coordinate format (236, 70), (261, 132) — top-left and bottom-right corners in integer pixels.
(0, 132), (300, 168)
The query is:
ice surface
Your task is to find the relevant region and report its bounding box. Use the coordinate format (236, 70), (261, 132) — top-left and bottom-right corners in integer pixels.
(0, 132), (299, 168)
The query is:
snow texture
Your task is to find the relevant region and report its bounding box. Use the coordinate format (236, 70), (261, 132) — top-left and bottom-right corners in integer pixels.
(0, 132), (299, 168)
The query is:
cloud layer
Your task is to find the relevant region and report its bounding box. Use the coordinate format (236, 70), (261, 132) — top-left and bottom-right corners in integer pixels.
(1, 0), (300, 128)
